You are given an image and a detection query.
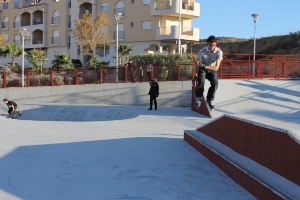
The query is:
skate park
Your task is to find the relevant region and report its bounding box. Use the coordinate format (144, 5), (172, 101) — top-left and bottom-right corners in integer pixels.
(0, 79), (299, 200)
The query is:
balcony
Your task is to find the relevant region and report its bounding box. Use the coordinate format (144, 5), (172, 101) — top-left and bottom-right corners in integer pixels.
(156, 26), (199, 41)
(32, 18), (43, 25)
(1, 22), (8, 30)
(151, 0), (199, 18)
(51, 37), (59, 45)
(21, 20), (31, 27)
(113, 31), (124, 40)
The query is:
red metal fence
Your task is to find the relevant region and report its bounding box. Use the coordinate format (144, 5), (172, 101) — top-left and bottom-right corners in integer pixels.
(1, 54), (299, 88)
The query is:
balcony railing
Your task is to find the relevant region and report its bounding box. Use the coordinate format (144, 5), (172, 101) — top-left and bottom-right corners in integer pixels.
(160, 27), (171, 35)
(21, 20), (31, 27)
(51, 16), (60, 25)
(24, 39), (31, 45)
(13, 22), (20, 29)
(155, 1), (171, 10)
(32, 18), (43, 25)
(32, 39), (43, 45)
(51, 37), (59, 45)
(114, 7), (124, 14)
(1, 22), (8, 29)
(182, 2), (194, 10)
(113, 31), (124, 40)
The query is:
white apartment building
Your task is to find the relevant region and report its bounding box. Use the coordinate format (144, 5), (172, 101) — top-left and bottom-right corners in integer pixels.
(0, 0), (200, 67)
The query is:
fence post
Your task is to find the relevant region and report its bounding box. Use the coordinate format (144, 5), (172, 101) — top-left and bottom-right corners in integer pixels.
(257, 60), (260, 79)
(75, 68), (78, 85)
(150, 66), (154, 80)
(50, 69), (54, 86)
(220, 63), (223, 79)
(3, 71), (6, 88)
(99, 67), (103, 84)
(125, 66), (128, 83)
(27, 70), (30, 87)
(283, 59), (286, 76)
(177, 63), (180, 81)
(192, 56), (195, 78)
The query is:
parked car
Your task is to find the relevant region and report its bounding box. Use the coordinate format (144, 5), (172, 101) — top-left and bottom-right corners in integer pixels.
(71, 59), (83, 68)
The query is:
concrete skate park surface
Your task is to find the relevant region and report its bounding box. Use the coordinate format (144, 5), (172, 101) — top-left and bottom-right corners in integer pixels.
(0, 80), (299, 199)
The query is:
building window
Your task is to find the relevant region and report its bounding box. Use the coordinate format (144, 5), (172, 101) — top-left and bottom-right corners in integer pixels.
(130, 22), (134, 28)
(77, 46), (81, 55)
(142, 0), (151, 5)
(131, 0), (134, 4)
(101, 3), (108, 11)
(141, 21), (151, 30)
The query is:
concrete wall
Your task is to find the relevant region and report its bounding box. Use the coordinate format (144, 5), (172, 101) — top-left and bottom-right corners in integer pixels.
(0, 80), (193, 107)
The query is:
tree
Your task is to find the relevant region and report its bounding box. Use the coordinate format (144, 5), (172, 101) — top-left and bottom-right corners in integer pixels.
(51, 53), (73, 70)
(0, 31), (6, 49)
(0, 42), (22, 66)
(72, 12), (111, 58)
(118, 43), (134, 65)
(26, 48), (48, 74)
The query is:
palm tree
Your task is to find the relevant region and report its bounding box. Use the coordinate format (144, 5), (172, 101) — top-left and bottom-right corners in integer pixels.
(51, 53), (73, 70)
(0, 42), (22, 66)
(118, 44), (134, 65)
(26, 48), (48, 74)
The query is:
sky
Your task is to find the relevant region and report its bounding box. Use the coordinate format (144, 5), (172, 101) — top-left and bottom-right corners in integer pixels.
(193, 0), (300, 39)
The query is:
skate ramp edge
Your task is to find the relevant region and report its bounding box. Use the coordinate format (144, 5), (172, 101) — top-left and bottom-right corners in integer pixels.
(184, 115), (300, 199)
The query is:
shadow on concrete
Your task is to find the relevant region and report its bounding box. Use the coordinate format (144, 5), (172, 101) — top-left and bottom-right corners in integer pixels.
(0, 137), (254, 200)
(0, 104), (205, 122)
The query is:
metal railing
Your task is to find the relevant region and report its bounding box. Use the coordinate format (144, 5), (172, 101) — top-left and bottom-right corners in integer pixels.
(32, 18), (43, 25)
(13, 22), (20, 29)
(1, 22), (8, 29)
(21, 20), (31, 27)
(51, 16), (60, 25)
(155, 1), (171, 10)
(51, 37), (59, 45)
(113, 8), (124, 14)
(1, 54), (300, 88)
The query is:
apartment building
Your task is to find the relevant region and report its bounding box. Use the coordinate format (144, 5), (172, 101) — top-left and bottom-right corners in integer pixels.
(0, 0), (200, 67)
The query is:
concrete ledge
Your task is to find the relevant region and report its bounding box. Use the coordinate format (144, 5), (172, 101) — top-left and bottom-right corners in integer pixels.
(184, 130), (300, 199)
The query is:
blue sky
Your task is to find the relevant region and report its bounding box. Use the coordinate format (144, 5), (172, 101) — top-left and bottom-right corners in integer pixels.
(192, 0), (300, 39)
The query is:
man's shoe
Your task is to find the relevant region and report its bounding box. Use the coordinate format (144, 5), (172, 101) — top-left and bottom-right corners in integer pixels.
(18, 111), (21, 116)
(194, 96), (202, 109)
(206, 100), (215, 110)
(148, 108), (152, 110)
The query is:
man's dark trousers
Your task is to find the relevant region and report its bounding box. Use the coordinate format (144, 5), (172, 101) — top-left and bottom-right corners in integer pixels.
(195, 69), (218, 101)
(150, 95), (157, 109)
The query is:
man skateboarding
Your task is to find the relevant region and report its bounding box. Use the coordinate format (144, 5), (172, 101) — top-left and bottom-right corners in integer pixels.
(194, 35), (223, 110)
(3, 98), (21, 118)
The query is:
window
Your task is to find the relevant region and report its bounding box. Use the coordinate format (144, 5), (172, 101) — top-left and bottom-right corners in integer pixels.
(131, 0), (134, 4)
(141, 21), (151, 30)
(142, 0), (151, 5)
(100, 3), (108, 11)
(4, 34), (8, 43)
(68, 36), (71, 48)
(130, 22), (134, 28)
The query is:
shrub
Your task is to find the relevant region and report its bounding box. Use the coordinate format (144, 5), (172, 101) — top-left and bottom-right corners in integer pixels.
(53, 76), (64, 86)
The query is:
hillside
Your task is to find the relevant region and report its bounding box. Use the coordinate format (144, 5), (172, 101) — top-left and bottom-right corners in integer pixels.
(189, 33), (300, 58)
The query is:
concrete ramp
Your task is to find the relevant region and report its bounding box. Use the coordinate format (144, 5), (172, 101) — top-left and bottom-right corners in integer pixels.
(184, 115), (300, 199)
(195, 80), (300, 124)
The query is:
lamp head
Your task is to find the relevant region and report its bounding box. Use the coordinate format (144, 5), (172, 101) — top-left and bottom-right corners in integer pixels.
(251, 14), (259, 22)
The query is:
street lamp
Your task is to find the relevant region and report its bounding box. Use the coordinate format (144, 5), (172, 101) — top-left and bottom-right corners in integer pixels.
(20, 27), (30, 87)
(251, 14), (259, 77)
(113, 12), (123, 66)
(113, 13), (123, 83)
(178, 0), (181, 55)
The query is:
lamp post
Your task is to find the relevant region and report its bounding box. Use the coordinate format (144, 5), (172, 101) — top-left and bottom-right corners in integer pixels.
(178, 0), (181, 55)
(113, 13), (123, 82)
(20, 27), (30, 87)
(251, 14), (259, 77)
